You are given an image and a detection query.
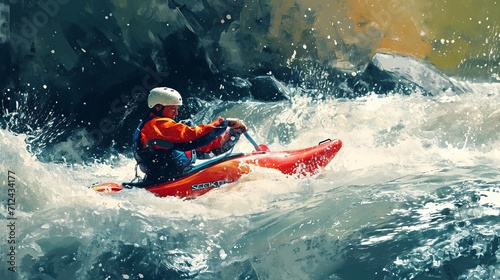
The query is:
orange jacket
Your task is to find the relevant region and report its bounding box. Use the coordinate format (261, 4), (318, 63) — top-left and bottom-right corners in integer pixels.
(134, 116), (237, 182)
(138, 117), (231, 153)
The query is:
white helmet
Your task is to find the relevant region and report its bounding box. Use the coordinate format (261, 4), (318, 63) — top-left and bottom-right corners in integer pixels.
(147, 87), (183, 108)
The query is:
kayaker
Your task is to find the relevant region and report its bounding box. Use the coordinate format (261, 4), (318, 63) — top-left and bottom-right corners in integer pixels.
(133, 87), (248, 183)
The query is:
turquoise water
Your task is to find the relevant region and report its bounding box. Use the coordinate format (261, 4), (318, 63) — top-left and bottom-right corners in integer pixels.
(1, 81), (500, 279)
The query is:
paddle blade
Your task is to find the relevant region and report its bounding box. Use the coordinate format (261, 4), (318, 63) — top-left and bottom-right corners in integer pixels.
(91, 182), (123, 194)
(258, 144), (270, 152)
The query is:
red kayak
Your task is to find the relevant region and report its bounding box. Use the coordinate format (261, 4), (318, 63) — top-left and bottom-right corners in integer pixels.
(91, 138), (342, 198)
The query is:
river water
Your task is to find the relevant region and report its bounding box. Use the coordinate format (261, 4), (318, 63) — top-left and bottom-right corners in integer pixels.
(1, 81), (500, 279)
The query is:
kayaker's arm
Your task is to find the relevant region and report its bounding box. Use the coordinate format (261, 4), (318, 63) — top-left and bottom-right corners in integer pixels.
(141, 117), (246, 153)
(143, 117), (229, 151)
(169, 118), (246, 154)
(196, 129), (241, 159)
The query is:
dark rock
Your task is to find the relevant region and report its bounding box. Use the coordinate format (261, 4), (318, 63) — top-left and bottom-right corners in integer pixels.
(249, 75), (290, 101)
(362, 53), (466, 95)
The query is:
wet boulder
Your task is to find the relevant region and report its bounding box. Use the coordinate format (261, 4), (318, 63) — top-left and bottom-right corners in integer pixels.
(362, 53), (466, 95)
(249, 76), (290, 101)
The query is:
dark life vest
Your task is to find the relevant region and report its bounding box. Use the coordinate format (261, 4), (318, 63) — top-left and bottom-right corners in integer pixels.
(132, 116), (231, 183)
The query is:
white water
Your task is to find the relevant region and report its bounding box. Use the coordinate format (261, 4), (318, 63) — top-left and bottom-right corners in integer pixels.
(1, 81), (500, 279)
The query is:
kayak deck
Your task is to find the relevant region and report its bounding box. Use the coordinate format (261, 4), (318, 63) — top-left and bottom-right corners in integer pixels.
(91, 138), (342, 198)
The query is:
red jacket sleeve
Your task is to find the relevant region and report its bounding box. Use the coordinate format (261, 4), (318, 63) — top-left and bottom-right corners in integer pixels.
(195, 130), (232, 153)
(140, 117), (230, 151)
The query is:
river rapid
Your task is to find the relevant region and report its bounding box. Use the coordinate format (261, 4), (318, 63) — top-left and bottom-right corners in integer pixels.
(1, 81), (500, 279)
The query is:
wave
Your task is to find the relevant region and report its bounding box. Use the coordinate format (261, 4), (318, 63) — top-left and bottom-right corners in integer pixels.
(2, 81), (500, 279)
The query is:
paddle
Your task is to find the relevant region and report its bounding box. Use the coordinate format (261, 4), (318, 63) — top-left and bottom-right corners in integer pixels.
(244, 132), (270, 152)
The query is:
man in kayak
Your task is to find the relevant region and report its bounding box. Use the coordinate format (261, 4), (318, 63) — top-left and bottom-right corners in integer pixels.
(133, 87), (248, 183)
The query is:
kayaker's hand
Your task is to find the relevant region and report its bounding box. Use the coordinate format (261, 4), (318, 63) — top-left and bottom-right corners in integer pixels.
(226, 118), (248, 133)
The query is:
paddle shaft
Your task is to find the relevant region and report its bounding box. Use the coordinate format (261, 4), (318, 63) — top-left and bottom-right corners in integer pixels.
(244, 132), (262, 151)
